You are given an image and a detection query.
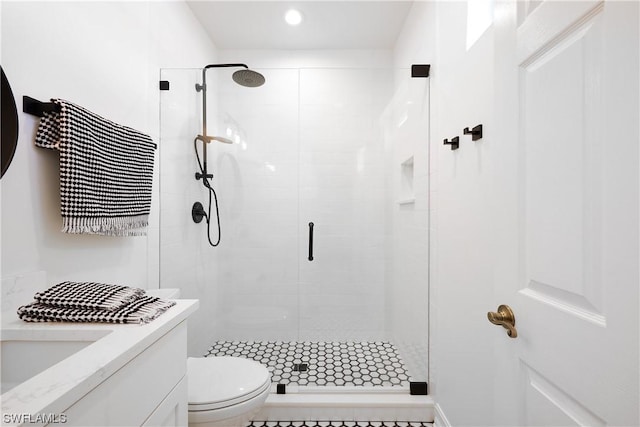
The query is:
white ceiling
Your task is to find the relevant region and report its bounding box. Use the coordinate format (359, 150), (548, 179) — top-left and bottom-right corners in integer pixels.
(186, 1), (414, 50)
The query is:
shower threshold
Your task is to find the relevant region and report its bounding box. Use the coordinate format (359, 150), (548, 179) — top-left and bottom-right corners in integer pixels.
(204, 341), (433, 422)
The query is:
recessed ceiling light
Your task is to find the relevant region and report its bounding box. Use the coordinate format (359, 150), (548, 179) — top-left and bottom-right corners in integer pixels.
(284, 9), (303, 26)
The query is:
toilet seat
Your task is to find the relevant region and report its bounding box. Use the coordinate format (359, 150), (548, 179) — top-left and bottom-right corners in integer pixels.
(187, 356), (271, 413)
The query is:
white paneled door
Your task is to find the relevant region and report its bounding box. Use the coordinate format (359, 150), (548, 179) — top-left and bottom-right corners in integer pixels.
(492, 1), (638, 425)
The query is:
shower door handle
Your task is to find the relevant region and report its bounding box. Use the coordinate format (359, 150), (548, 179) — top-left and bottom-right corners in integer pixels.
(308, 222), (314, 261)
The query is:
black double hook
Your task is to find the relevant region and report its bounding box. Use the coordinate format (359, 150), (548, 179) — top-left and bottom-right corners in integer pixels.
(463, 124), (483, 141)
(443, 136), (459, 151)
(444, 124), (483, 151)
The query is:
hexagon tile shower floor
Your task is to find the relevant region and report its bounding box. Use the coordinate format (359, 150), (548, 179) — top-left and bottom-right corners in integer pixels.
(204, 341), (411, 387)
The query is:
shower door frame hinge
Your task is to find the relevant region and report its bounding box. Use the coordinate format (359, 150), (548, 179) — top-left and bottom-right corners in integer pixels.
(411, 64), (430, 78)
(409, 381), (428, 395)
(159, 80), (170, 90)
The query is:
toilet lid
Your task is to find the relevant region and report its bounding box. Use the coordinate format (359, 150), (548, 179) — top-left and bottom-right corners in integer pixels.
(187, 356), (271, 410)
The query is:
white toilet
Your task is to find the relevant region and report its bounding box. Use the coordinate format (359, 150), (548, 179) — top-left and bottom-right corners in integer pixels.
(145, 290), (271, 426)
(187, 356), (271, 427)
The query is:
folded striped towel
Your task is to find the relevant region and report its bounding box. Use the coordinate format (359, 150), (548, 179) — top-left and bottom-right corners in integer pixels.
(17, 295), (175, 324)
(35, 99), (155, 236)
(17, 282), (175, 324)
(34, 281), (145, 311)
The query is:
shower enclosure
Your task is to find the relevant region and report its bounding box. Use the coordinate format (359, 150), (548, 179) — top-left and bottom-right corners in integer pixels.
(159, 65), (430, 392)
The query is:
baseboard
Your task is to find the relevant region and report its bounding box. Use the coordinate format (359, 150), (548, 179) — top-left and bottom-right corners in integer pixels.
(434, 403), (451, 427)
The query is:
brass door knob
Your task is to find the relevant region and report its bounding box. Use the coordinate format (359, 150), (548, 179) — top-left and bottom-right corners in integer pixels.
(487, 304), (517, 338)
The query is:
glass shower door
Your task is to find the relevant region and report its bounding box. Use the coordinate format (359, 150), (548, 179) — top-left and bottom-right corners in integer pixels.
(207, 67), (301, 343)
(296, 67), (430, 388)
(297, 68), (389, 343)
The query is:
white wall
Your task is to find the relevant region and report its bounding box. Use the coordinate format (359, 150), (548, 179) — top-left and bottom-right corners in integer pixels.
(392, 0), (496, 422)
(430, 2), (496, 422)
(1, 2), (217, 314)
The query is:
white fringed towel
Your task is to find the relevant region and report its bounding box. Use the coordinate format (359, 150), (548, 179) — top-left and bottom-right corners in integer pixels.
(34, 99), (155, 236)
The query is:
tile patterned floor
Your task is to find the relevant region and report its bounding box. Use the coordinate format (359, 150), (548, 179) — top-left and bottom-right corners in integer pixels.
(247, 423), (432, 427)
(204, 341), (410, 387)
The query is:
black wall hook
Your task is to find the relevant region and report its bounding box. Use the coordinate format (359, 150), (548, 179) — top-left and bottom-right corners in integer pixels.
(443, 136), (459, 150)
(23, 96), (61, 117)
(463, 124), (483, 141)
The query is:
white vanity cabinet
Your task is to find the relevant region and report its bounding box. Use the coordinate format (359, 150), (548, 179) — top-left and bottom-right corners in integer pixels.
(63, 322), (188, 426)
(1, 299), (198, 427)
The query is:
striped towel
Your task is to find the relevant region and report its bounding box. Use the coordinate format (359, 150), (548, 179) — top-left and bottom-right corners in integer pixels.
(17, 296), (175, 324)
(35, 99), (155, 236)
(17, 282), (175, 324)
(34, 281), (145, 311)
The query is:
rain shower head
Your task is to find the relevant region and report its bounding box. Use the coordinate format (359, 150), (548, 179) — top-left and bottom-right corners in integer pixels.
(196, 64), (266, 91)
(232, 69), (265, 88)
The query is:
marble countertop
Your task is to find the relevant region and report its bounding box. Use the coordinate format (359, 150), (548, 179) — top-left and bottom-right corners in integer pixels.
(1, 298), (199, 422)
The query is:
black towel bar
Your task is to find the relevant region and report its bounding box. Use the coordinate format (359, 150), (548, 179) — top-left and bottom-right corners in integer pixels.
(22, 96), (157, 149)
(23, 96), (61, 117)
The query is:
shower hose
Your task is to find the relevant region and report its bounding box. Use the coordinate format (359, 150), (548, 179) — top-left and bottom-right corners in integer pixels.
(194, 137), (222, 247)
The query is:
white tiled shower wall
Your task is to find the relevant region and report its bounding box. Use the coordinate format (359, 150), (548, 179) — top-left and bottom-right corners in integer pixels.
(209, 54), (393, 343)
(159, 50), (431, 381)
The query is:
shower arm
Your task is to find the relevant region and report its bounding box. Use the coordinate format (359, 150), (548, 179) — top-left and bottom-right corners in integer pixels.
(195, 64), (248, 182)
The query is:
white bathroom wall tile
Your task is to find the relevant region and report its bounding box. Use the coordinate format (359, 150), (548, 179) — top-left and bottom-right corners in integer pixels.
(220, 250), (298, 292)
(216, 294), (299, 341)
(298, 294), (386, 341)
(300, 110), (376, 147)
(216, 68), (299, 107)
(300, 69), (378, 108)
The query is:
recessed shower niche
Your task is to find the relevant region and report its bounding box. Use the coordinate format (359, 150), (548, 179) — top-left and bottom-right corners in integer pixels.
(399, 155), (415, 205)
